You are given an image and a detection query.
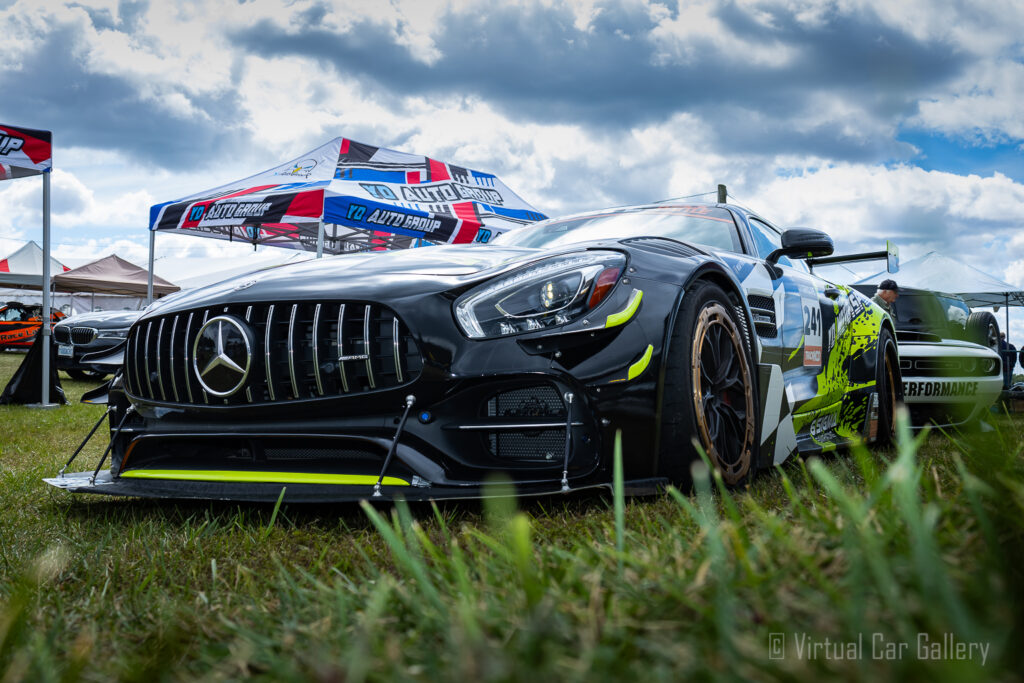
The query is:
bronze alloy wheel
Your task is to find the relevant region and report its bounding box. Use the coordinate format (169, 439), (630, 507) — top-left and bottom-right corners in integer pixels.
(690, 303), (756, 485)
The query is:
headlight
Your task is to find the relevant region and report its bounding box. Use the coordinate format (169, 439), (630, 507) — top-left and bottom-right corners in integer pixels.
(98, 328), (130, 339)
(454, 251), (626, 339)
(983, 358), (997, 373)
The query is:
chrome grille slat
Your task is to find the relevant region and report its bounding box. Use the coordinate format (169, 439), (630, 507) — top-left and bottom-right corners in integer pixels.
(133, 325), (143, 395)
(392, 317), (403, 384)
(265, 305), (276, 401)
(312, 303), (323, 396)
(201, 310), (210, 404)
(155, 319), (166, 401)
(143, 322), (153, 397)
(288, 304), (299, 399)
(363, 305), (375, 389)
(184, 312), (195, 403)
(169, 315), (180, 402)
(245, 306), (253, 403)
(337, 304), (349, 393)
(125, 300), (419, 406)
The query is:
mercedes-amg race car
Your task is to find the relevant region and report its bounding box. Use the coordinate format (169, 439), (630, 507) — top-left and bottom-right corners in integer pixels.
(0, 301), (65, 349)
(851, 285), (1002, 428)
(48, 202), (899, 502)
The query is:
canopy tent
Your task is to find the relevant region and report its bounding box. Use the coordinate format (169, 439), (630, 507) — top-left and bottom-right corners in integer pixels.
(0, 122), (56, 406)
(148, 137), (547, 256)
(856, 250), (1024, 340)
(0, 240), (69, 289)
(53, 254), (179, 297)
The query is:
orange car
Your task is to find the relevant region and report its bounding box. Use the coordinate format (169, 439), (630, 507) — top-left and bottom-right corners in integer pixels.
(0, 302), (66, 349)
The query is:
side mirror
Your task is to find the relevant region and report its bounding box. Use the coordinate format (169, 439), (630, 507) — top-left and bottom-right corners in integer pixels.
(767, 228), (834, 265)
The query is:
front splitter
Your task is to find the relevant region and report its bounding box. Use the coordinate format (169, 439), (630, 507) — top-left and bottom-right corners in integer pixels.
(44, 470), (666, 503)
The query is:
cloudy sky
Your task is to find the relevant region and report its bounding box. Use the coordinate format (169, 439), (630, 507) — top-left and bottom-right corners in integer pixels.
(1, 0), (1023, 336)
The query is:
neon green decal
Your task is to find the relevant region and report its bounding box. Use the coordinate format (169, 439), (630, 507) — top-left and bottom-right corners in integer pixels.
(605, 289), (643, 328)
(119, 470), (410, 486)
(627, 345), (654, 380)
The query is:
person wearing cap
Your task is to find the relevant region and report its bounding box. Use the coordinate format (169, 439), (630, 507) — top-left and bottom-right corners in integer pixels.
(872, 279), (898, 315)
(999, 332), (1017, 389)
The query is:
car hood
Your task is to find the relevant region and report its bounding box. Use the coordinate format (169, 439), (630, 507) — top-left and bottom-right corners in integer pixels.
(141, 244), (562, 318)
(58, 309), (143, 328)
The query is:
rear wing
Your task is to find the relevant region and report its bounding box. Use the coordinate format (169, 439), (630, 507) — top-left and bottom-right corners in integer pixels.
(807, 239), (899, 274)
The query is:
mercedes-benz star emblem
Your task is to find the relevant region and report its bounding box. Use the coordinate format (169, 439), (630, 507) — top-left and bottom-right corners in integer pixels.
(193, 316), (253, 397)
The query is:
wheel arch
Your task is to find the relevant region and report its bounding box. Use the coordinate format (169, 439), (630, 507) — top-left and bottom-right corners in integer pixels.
(651, 261), (762, 476)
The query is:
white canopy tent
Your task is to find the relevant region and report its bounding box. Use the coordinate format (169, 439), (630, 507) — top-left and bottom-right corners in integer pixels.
(856, 251), (1024, 341)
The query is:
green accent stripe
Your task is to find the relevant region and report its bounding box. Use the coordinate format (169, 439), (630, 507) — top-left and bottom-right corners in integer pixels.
(119, 470), (410, 487)
(605, 289), (643, 328)
(627, 345), (654, 380)
(788, 335), (804, 362)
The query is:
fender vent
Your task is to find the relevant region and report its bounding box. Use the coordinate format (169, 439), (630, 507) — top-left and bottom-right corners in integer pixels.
(747, 295), (777, 339)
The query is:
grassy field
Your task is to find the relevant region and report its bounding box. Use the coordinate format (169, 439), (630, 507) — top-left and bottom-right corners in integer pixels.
(1, 351), (1023, 682)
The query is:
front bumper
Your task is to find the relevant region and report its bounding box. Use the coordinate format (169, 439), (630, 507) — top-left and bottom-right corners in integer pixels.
(898, 341), (1002, 427)
(46, 275), (678, 501)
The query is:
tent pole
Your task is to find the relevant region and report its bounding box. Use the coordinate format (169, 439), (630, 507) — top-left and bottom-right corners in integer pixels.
(147, 229), (155, 303)
(316, 220), (324, 258)
(40, 170), (53, 406)
(1006, 293), (1010, 345)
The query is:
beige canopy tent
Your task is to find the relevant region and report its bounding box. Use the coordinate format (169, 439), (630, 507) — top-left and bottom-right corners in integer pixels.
(53, 254), (179, 297)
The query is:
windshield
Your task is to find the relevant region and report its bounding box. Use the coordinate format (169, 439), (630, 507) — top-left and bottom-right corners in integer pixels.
(496, 205), (743, 253)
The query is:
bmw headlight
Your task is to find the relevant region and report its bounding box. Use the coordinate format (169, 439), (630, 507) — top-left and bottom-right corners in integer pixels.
(455, 251), (626, 339)
(98, 328), (130, 339)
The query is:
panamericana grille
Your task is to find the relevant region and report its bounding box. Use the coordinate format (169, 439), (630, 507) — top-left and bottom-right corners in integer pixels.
(123, 301), (422, 405)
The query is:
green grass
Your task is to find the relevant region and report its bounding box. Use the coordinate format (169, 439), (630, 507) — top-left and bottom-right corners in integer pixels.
(1, 351), (1023, 681)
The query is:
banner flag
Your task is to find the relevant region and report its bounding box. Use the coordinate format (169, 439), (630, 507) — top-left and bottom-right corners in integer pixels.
(0, 124), (52, 180)
(150, 137), (546, 252)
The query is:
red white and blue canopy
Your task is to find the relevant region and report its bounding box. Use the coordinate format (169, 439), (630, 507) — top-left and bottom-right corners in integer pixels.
(0, 124), (52, 181)
(149, 137), (547, 253)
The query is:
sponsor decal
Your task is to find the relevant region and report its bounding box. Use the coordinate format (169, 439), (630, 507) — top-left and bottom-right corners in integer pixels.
(827, 290), (865, 351)
(473, 228), (493, 243)
(0, 134), (24, 155)
(810, 413), (837, 442)
(203, 201), (273, 221)
(381, 181), (504, 205)
(902, 381), (978, 397)
(275, 159), (317, 178)
(801, 294), (822, 367)
(364, 208), (441, 233)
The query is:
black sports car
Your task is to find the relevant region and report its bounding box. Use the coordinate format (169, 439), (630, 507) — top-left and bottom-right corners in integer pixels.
(48, 202), (899, 502)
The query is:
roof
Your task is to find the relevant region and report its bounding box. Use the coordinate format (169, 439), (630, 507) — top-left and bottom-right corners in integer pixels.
(0, 241), (69, 289)
(52, 254), (179, 296)
(855, 251), (1024, 308)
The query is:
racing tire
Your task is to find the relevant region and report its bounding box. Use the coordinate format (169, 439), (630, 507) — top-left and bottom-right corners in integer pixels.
(966, 311), (999, 352)
(874, 326), (900, 447)
(67, 368), (109, 381)
(659, 280), (757, 488)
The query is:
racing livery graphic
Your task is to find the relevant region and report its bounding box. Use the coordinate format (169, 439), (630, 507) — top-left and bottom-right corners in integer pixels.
(149, 137), (546, 253)
(0, 302), (65, 349)
(49, 203), (899, 502)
